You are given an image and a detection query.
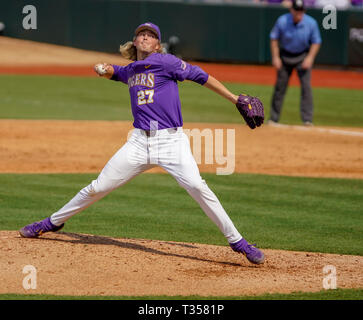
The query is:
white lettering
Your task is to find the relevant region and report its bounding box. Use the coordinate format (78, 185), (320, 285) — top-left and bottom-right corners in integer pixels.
(350, 28), (363, 42)
(138, 304), (172, 318)
(322, 5), (337, 30)
(215, 129), (235, 175)
(22, 265), (37, 290)
(146, 73), (155, 88)
(185, 128), (214, 165)
(323, 265), (337, 289)
(22, 5), (37, 30)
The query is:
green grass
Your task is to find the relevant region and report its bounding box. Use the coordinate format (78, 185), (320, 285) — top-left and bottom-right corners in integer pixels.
(1, 73), (362, 301)
(1, 289), (362, 300)
(1, 173), (362, 255)
(0, 74), (362, 126)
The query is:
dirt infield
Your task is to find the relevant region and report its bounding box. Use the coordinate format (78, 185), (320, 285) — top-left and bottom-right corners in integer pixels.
(1, 231), (362, 297)
(1, 37), (362, 297)
(1, 120), (363, 178)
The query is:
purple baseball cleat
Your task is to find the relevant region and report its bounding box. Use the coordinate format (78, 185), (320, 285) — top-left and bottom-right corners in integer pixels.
(230, 238), (265, 265)
(19, 217), (64, 238)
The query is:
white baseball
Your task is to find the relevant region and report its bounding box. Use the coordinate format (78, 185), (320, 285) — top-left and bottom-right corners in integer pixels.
(95, 63), (107, 75)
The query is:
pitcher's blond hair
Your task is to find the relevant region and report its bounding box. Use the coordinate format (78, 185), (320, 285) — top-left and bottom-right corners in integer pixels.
(119, 40), (164, 61)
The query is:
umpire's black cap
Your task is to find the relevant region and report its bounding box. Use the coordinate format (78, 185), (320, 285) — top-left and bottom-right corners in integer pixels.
(292, 0), (305, 11)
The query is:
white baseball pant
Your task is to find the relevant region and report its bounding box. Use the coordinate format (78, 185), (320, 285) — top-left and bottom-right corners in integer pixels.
(50, 127), (242, 244)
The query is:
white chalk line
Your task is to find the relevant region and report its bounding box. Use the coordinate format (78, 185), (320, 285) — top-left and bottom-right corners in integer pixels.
(267, 123), (363, 137)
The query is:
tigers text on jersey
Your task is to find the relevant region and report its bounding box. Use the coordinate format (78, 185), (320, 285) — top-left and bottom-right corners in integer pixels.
(111, 53), (209, 130)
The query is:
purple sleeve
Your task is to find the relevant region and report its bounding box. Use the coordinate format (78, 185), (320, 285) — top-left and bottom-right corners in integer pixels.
(110, 65), (128, 84)
(163, 54), (209, 85)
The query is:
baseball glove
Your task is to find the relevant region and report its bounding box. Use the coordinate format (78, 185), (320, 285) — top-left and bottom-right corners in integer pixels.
(236, 94), (264, 129)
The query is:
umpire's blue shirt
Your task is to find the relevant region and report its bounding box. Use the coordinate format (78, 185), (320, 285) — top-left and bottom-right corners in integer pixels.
(270, 13), (322, 54)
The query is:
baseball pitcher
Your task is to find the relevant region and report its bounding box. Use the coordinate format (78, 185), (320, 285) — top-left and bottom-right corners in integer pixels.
(19, 23), (265, 264)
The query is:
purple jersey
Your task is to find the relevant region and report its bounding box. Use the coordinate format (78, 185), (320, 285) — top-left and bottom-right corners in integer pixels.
(111, 53), (209, 130)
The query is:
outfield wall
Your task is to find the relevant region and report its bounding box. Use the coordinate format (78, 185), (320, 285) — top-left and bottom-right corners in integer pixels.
(1, 0), (362, 67)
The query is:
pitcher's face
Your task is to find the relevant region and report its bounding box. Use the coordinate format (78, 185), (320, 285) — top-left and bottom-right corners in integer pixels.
(134, 30), (160, 55)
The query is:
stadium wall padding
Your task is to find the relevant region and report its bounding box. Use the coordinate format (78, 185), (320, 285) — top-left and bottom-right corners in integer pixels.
(1, 0), (362, 66)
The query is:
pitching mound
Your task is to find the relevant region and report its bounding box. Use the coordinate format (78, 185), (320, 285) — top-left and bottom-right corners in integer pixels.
(0, 231), (362, 297)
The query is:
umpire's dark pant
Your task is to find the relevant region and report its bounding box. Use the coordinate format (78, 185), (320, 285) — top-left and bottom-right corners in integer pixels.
(270, 51), (313, 123)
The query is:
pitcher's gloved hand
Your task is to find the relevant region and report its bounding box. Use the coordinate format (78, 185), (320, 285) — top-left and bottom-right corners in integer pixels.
(236, 94), (264, 129)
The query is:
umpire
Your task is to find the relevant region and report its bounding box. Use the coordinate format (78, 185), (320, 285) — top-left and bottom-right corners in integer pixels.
(269, 0), (321, 126)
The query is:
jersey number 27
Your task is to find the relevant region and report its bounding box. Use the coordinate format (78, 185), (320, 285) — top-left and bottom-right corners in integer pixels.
(137, 89), (154, 105)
